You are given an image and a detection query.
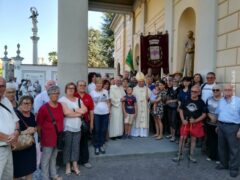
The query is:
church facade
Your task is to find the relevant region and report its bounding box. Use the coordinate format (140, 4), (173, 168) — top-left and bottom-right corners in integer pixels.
(110, 0), (240, 95)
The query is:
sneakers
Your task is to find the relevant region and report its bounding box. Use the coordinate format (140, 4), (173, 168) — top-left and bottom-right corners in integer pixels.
(170, 137), (176, 142)
(99, 146), (105, 154)
(95, 148), (100, 155)
(83, 162), (92, 169)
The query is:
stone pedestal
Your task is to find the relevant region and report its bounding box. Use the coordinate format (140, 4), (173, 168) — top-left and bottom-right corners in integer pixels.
(12, 44), (24, 79)
(58, 0), (88, 93)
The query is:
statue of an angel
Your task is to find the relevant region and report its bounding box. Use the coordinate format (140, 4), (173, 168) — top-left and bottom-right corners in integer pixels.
(29, 7), (39, 29)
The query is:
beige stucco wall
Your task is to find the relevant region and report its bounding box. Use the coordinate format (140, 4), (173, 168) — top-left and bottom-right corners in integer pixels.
(216, 0), (240, 95)
(112, 15), (133, 75)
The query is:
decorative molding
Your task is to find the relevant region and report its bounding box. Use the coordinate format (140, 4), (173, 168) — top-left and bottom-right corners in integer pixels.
(89, 1), (133, 14)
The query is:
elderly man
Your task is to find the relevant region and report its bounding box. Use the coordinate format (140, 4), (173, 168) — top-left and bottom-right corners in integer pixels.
(109, 76), (125, 139)
(34, 80), (56, 114)
(0, 77), (19, 180)
(131, 72), (151, 137)
(201, 72), (216, 103)
(215, 84), (240, 178)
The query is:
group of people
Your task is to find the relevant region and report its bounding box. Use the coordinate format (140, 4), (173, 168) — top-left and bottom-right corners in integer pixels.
(0, 69), (240, 179)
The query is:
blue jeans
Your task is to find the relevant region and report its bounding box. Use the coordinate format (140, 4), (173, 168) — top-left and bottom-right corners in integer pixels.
(94, 114), (109, 148)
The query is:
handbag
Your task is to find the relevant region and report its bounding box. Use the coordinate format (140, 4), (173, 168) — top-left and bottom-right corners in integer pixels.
(78, 99), (89, 133)
(46, 104), (64, 150)
(13, 111), (35, 151)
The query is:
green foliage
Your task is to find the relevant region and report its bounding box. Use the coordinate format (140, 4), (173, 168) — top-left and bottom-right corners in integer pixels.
(100, 12), (115, 68)
(48, 51), (58, 65)
(0, 68), (2, 76)
(88, 28), (107, 67)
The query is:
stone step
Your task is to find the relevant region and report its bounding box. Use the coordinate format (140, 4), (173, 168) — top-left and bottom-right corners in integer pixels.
(89, 137), (179, 161)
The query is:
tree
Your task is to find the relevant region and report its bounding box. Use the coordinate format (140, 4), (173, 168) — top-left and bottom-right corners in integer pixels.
(88, 28), (107, 67)
(100, 13), (115, 68)
(48, 51), (58, 65)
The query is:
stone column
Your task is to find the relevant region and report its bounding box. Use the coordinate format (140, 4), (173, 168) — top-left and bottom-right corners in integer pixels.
(31, 36), (39, 64)
(58, 0), (88, 93)
(12, 44), (24, 80)
(1, 45), (11, 81)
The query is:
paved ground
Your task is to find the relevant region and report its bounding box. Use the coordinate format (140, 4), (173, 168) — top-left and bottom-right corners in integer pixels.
(33, 137), (236, 180)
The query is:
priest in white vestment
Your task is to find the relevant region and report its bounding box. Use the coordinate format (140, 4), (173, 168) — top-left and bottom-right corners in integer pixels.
(131, 72), (151, 137)
(109, 76), (126, 138)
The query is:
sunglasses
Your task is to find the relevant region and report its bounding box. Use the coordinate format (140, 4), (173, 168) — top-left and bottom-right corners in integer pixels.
(191, 90), (199, 93)
(212, 89), (220, 92)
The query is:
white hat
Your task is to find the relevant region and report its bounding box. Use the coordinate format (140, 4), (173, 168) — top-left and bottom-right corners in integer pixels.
(136, 72), (145, 81)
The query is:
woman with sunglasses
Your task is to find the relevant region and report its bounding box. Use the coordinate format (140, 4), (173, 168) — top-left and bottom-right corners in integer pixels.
(205, 84), (222, 163)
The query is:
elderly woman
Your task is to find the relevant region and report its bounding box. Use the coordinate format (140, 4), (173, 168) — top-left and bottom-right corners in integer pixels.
(90, 78), (110, 155)
(12, 96), (36, 180)
(5, 82), (18, 109)
(37, 85), (83, 180)
(37, 86), (63, 180)
(205, 84), (222, 162)
(59, 82), (86, 176)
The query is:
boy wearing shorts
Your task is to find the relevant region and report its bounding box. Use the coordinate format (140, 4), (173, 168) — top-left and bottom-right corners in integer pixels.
(122, 86), (137, 139)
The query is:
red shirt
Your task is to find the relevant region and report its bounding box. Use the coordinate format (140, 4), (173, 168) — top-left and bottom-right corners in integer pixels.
(36, 103), (64, 147)
(74, 93), (94, 123)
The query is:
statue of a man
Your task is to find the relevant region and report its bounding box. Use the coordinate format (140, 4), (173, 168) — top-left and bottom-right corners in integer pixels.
(183, 31), (195, 77)
(29, 7), (39, 29)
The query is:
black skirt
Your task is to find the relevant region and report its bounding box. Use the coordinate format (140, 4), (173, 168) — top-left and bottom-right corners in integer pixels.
(13, 143), (37, 178)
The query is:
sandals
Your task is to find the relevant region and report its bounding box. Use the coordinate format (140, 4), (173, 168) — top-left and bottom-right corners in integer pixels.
(52, 175), (62, 180)
(71, 167), (81, 176)
(155, 136), (163, 140)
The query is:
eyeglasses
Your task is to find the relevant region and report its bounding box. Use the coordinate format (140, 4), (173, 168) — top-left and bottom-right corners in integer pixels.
(212, 89), (220, 92)
(0, 85), (6, 88)
(191, 90), (199, 93)
(67, 87), (75, 90)
(22, 102), (32, 106)
(206, 77), (214, 79)
(78, 84), (86, 87)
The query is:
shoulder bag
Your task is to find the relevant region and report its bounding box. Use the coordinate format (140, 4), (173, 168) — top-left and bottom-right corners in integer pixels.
(78, 99), (89, 133)
(46, 104), (64, 150)
(13, 111), (35, 151)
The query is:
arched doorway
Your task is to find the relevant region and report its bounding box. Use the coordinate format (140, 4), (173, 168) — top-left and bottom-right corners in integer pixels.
(177, 7), (196, 74)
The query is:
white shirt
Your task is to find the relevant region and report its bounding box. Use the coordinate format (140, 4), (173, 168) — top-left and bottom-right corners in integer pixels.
(0, 97), (19, 146)
(201, 83), (216, 103)
(90, 89), (109, 115)
(88, 82), (96, 93)
(34, 90), (49, 114)
(59, 96), (82, 132)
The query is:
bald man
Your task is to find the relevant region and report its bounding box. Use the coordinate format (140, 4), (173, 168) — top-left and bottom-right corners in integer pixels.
(215, 84), (240, 178)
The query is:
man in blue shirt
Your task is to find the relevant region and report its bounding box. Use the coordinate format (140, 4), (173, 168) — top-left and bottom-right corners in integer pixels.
(215, 84), (240, 178)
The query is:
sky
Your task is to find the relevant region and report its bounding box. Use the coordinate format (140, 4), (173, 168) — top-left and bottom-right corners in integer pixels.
(0, 0), (103, 64)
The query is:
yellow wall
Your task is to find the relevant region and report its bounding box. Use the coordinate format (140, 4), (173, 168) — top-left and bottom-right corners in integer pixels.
(216, 0), (240, 95)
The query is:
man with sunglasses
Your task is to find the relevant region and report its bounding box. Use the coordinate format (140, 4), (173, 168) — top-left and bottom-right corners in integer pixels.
(201, 72), (216, 103)
(205, 85), (222, 163)
(215, 84), (240, 178)
(173, 85), (207, 163)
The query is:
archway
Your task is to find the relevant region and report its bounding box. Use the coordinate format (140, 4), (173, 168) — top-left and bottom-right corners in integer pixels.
(177, 7), (196, 74)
